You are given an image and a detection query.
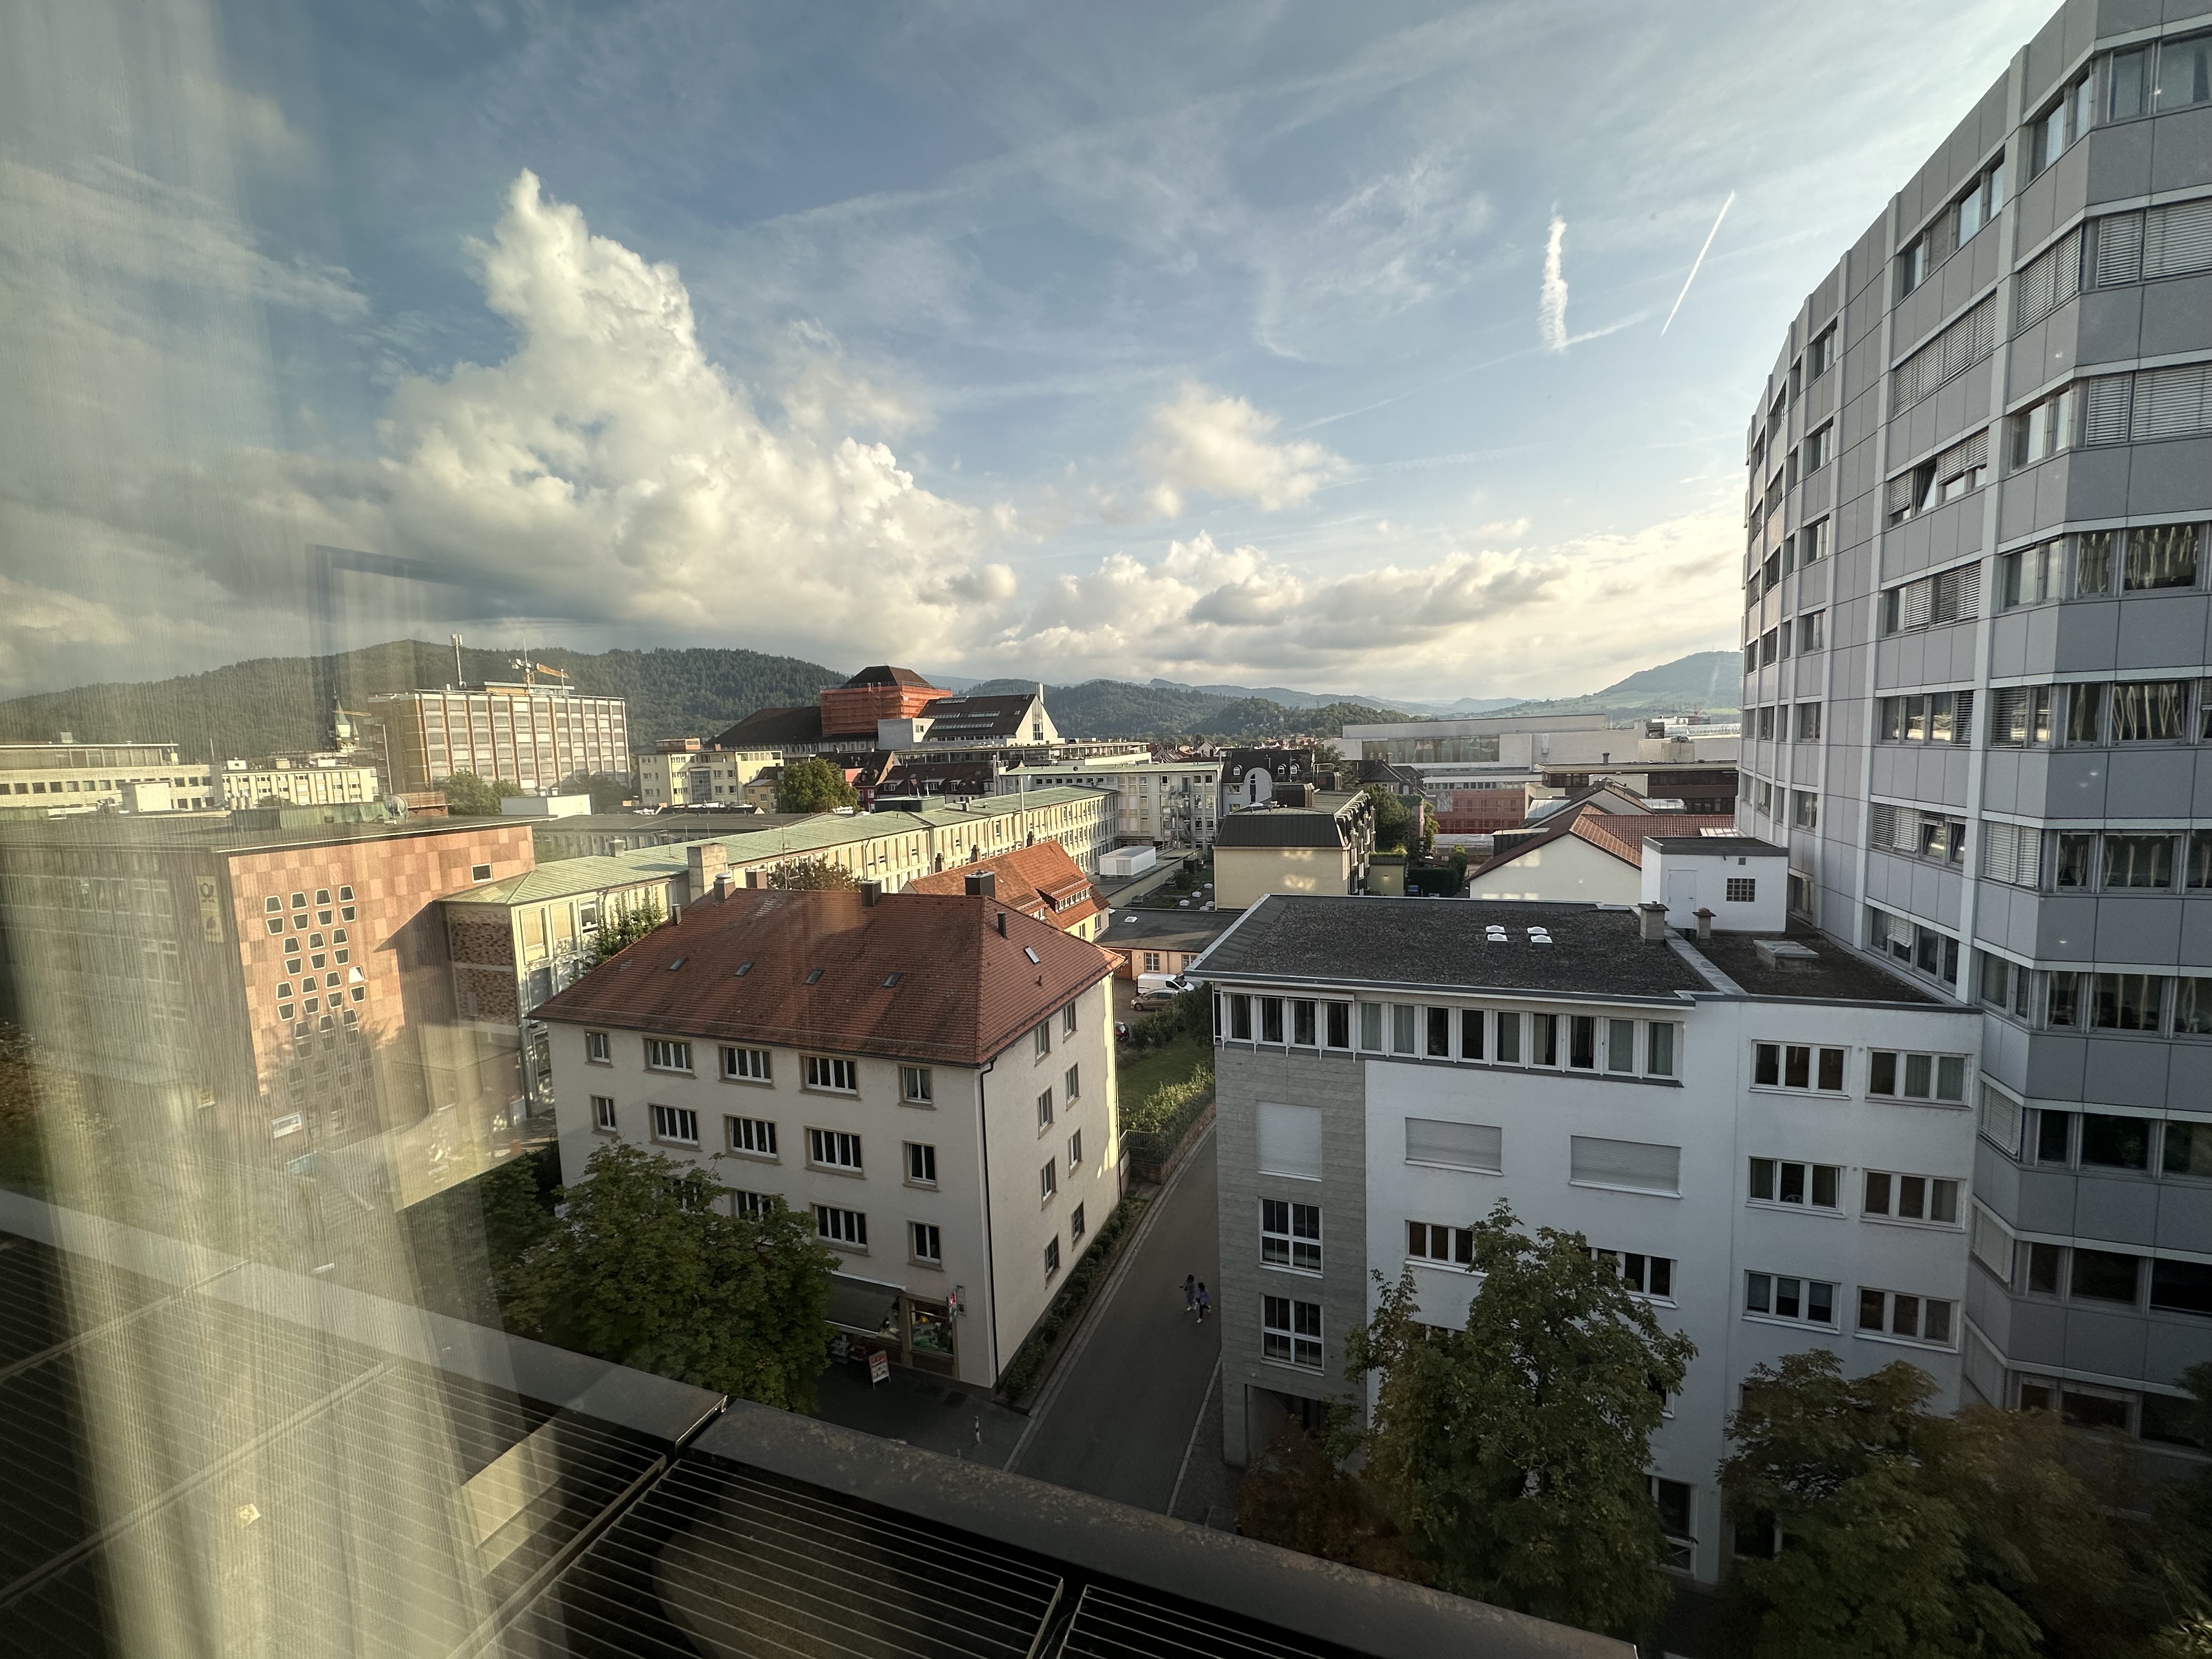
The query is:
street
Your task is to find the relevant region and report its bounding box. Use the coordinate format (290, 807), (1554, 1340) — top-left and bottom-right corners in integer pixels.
(1008, 1124), (1221, 1511)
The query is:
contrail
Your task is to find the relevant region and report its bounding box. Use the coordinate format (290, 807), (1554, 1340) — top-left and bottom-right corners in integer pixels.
(1538, 211), (1568, 352)
(1661, 191), (1735, 335)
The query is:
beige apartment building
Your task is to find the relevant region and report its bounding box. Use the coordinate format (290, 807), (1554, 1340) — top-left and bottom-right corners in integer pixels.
(366, 683), (631, 795)
(218, 754), (383, 810)
(1212, 790), (1376, 910)
(635, 740), (778, 808)
(0, 740), (218, 813)
(998, 758), (1222, 849)
(534, 884), (1119, 1387)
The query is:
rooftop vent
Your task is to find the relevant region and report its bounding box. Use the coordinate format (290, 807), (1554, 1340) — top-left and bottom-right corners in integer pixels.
(859, 879), (883, 907)
(966, 871), (997, 899)
(666, 956), (686, 970)
(1638, 902), (1668, 943)
(1754, 938), (1821, 973)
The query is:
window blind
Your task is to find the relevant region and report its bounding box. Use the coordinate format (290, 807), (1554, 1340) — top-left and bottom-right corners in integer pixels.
(1970, 1199), (2014, 1277)
(1935, 428), (1987, 481)
(1890, 297), (1994, 409)
(2014, 228), (2081, 326)
(2131, 362), (2212, 441)
(2094, 210), (2145, 286)
(1980, 819), (2040, 886)
(1256, 1102), (1322, 1180)
(1886, 472), (1917, 514)
(1900, 579), (1933, 629)
(2147, 197), (2212, 279)
(1977, 1081), (2024, 1156)
(1405, 1118), (1503, 1173)
(2083, 375), (2133, 444)
(1568, 1136), (1680, 1194)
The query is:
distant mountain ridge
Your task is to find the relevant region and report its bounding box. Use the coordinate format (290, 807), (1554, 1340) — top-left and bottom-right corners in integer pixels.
(1482, 651), (1741, 719)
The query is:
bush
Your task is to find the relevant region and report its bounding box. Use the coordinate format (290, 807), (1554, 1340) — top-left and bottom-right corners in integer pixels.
(1128, 984), (1210, 1052)
(1121, 1062), (1212, 1139)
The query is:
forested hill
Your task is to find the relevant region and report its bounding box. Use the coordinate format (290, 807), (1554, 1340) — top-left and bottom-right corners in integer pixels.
(0, 640), (845, 761)
(961, 678), (1401, 741)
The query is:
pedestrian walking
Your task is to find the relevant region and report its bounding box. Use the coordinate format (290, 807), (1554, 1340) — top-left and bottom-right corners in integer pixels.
(1195, 1281), (1210, 1323)
(1183, 1273), (1197, 1318)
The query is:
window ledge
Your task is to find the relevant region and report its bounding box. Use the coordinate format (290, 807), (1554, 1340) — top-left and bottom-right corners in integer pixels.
(1741, 1312), (1837, 1333)
(726, 1150), (779, 1165)
(801, 1086), (860, 1098)
(1746, 1201), (1846, 1219)
(1568, 1180), (1682, 1200)
(904, 1179), (939, 1193)
(907, 1256), (945, 1272)
(809, 1164), (865, 1180)
(1853, 1330), (1957, 1353)
(1861, 1215), (1966, 1231)
(1404, 1158), (1502, 1176)
(1259, 1262), (1323, 1278)
(821, 1239), (870, 1256)
(720, 1075), (774, 1087)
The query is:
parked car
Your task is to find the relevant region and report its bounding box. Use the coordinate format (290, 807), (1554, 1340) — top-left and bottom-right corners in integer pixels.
(1134, 972), (1192, 1006)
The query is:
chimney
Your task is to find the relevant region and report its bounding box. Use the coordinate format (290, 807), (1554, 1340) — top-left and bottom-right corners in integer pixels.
(1694, 906), (1714, 944)
(966, 870), (997, 899)
(687, 842), (729, 900)
(995, 910), (1007, 936)
(1638, 901), (1668, 943)
(860, 879), (883, 907)
(713, 871), (737, 900)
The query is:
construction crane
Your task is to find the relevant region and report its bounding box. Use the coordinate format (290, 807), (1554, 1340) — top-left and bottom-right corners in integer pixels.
(509, 658), (571, 690)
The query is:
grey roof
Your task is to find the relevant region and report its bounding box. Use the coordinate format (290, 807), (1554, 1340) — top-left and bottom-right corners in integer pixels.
(1214, 792), (1365, 849)
(919, 693), (1035, 740)
(1099, 909), (1237, 951)
(1642, 835), (1784, 854)
(1691, 930), (1938, 1005)
(712, 704), (825, 747)
(1195, 895), (1712, 999)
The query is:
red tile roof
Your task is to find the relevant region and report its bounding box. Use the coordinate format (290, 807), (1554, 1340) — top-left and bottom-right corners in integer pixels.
(903, 842), (1103, 933)
(532, 887), (1114, 1066)
(1469, 806), (1739, 879)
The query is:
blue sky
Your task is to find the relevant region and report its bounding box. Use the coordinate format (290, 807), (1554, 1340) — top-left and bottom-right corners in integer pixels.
(1, 0), (2055, 702)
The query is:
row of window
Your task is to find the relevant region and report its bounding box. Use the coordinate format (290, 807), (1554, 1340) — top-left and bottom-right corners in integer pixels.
(1743, 1272), (1956, 1348)
(1983, 824), (2212, 893)
(1978, 961), (2212, 1036)
(1747, 1156), (1961, 1224)
(1740, 780), (1819, 831)
(1747, 703), (1821, 743)
(1221, 994), (1682, 1079)
(2006, 1237), (2212, 1318)
(589, 1029), (1017, 1106)
(1742, 608), (1826, 673)
(1745, 517), (1831, 605)
(1751, 1041), (1968, 1103)
(2021, 1108), (2212, 1179)
(262, 888), (358, 933)
(1866, 908), (1961, 986)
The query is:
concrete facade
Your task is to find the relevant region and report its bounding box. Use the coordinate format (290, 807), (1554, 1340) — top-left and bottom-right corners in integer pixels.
(1742, 0), (2212, 1450)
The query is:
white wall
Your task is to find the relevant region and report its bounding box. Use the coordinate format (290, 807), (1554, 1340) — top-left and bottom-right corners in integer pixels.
(1641, 847), (1788, 932)
(1463, 835), (1639, 905)
(1358, 992), (1978, 1584)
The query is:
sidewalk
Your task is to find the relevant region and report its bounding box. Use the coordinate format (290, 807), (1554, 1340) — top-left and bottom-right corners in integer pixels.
(810, 1356), (1029, 1468)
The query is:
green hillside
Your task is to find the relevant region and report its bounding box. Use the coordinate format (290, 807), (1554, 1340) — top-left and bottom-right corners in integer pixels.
(1483, 650), (1741, 720)
(0, 640), (845, 761)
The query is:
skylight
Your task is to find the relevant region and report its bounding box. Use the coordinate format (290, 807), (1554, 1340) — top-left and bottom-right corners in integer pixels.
(1023, 946), (1040, 963)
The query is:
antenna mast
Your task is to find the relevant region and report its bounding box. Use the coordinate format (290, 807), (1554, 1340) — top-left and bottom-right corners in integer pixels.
(452, 633), (465, 688)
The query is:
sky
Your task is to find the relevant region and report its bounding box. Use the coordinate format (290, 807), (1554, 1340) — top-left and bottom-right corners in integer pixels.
(0, 0), (2058, 705)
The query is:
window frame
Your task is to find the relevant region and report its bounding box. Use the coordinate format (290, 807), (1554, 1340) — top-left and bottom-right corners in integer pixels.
(1261, 1294), (1324, 1370)
(645, 1037), (693, 1075)
(804, 1053), (858, 1094)
(1260, 1198), (1323, 1273)
(648, 1103), (699, 1146)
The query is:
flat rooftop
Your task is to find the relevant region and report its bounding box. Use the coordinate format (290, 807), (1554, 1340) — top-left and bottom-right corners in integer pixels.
(1692, 929), (1938, 1005)
(1198, 896), (1712, 1000)
(1644, 835), (1782, 855)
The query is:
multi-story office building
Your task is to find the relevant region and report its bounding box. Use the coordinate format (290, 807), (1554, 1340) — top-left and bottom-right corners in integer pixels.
(1195, 883), (1980, 1584)
(217, 753), (383, 810)
(1741, 3), (2212, 1449)
(366, 682), (631, 795)
(998, 758), (1222, 849)
(534, 882), (1120, 1387)
(635, 738), (777, 808)
(0, 738), (218, 813)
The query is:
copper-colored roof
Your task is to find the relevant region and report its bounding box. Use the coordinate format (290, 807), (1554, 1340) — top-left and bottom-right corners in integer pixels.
(532, 887), (1113, 1066)
(1469, 806), (1737, 879)
(904, 841), (1103, 933)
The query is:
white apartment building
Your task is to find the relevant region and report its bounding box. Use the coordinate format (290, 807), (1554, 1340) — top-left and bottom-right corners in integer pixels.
(636, 742), (777, 808)
(1196, 888), (1982, 1584)
(218, 754), (383, 810)
(534, 882), (1120, 1388)
(0, 739), (217, 812)
(366, 682), (630, 795)
(999, 759), (1221, 850)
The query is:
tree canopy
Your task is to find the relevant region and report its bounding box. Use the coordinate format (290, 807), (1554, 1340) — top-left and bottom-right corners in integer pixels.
(1341, 1202), (1695, 1641)
(556, 769), (636, 812)
(586, 893), (664, 965)
(775, 756), (858, 812)
(441, 770), (502, 815)
(1363, 785), (1412, 852)
(1722, 1350), (2204, 1659)
(765, 856), (857, 890)
(500, 1142), (833, 1410)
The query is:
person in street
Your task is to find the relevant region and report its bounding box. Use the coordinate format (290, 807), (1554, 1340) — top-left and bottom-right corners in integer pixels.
(1183, 1273), (1196, 1317)
(1194, 1281), (1210, 1323)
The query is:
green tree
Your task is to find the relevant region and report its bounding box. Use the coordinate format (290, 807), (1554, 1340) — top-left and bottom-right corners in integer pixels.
(775, 756), (858, 812)
(558, 770), (636, 812)
(1722, 1350), (2200, 1659)
(586, 893), (664, 965)
(766, 856), (857, 890)
(1238, 1420), (1423, 1581)
(501, 1141), (834, 1410)
(1363, 784), (1410, 852)
(1344, 1202), (1695, 1641)
(441, 770), (503, 815)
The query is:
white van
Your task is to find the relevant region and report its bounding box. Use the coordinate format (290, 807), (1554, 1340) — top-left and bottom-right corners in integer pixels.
(1135, 972), (1192, 1005)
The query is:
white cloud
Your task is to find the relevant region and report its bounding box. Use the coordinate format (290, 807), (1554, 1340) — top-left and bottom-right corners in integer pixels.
(1119, 383), (1341, 520)
(994, 500), (1740, 696)
(1538, 211), (1567, 352)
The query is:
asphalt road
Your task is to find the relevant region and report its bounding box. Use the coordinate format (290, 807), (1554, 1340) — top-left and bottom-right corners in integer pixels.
(1009, 1126), (1220, 1511)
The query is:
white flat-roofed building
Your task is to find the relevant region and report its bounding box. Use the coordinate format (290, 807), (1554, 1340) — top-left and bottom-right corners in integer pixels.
(218, 754), (383, 811)
(1194, 894), (1982, 1584)
(0, 739), (217, 813)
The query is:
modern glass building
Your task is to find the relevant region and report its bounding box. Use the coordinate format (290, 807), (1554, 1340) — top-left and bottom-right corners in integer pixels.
(1740, 0), (2212, 1448)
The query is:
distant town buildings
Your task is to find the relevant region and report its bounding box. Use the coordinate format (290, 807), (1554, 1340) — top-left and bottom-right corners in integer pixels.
(906, 843), (1106, 941)
(636, 738), (777, 808)
(0, 738), (217, 814)
(1338, 712), (1739, 818)
(366, 681), (630, 795)
(534, 884), (1120, 1387)
(1464, 800), (1740, 905)
(998, 757), (1222, 850)
(218, 753), (383, 811)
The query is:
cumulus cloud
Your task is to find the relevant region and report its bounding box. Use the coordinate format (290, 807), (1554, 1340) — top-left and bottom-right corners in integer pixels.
(1116, 383), (1341, 520)
(5, 170), (1020, 686)
(1538, 211), (1568, 352)
(991, 502), (1739, 695)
